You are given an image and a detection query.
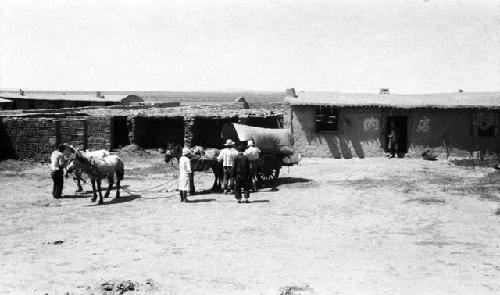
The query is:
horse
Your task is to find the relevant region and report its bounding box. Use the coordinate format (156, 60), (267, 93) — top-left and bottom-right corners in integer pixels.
(67, 149), (110, 192)
(66, 150), (124, 204)
(164, 144), (223, 194)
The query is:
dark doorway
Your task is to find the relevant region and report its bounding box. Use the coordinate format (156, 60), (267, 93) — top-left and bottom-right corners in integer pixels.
(112, 116), (130, 149)
(386, 116), (408, 156)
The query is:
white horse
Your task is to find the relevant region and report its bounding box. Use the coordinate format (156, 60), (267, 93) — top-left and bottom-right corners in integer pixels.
(66, 150), (124, 204)
(67, 149), (110, 192)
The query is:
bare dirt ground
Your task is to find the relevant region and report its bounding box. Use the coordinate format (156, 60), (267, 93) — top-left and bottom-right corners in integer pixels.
(1, 153), (499, 295)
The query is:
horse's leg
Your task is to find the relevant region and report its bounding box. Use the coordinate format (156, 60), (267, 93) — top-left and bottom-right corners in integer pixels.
(104, 177), (113, 198)
(211, 165), (218, 191)
(76, 179), (83, 192)
(90, 179), (97, 202)
(115, 177), (121, 199)
(189, 172), (196, 195)
(96, 179), (103, 204)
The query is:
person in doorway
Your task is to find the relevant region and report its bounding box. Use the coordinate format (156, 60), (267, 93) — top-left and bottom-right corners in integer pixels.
(50, 144), (67, 198)
(232, 144), (252, 203)
(387, 120), (400, 158)
(178, 147), (192, 202)
(218, 139), (238, 194)
(244, 139), (261, 191)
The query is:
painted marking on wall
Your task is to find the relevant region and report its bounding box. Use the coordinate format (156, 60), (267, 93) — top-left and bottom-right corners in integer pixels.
(363, 116), (379, 131)
(416, 116), (430, 133)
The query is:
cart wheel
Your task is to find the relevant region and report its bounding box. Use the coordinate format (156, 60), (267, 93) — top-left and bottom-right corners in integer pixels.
(256, 167), (280, 185)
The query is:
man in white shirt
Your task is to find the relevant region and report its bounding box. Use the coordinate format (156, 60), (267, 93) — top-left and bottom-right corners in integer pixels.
(217, 139), (238, 194)
(178, 147), (192, 202)
(244, 140), (261, 192)
(50, 144), (67, 198)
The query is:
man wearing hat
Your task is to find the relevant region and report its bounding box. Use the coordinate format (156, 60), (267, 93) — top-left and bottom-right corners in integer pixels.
(244, 139), (261, 192)
(217, 139), (238, 194)
(232, 144), (252, 203)
(178, 147), (192, 202)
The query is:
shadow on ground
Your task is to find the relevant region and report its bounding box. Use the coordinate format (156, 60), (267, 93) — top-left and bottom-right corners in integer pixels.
(86, 195), (141, 206)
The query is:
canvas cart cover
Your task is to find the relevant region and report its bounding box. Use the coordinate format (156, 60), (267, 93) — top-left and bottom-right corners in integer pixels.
(221, 123), (294, 155)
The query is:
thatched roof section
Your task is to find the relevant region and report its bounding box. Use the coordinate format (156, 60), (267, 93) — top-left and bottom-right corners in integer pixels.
(285, 91), (500, 109)
(77, 104), (281, 118)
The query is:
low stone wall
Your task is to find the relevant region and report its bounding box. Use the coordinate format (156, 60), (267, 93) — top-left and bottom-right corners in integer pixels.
(0, 118), (58, 161)
(0, 116), (113, 161)
(0, 112), (284, 161)
(87, 117), (113, 150)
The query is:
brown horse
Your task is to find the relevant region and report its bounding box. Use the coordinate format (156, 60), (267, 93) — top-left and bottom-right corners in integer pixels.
(66, 150), (124, 204)
(164, 144), (223, 194)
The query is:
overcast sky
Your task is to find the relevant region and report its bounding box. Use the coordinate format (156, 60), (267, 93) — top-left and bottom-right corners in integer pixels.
(0, 0), (499, 93)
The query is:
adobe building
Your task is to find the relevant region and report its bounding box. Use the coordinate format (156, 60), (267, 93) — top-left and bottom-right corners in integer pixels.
(0, 90), (144, 110)
(0, 98), (13, 110)
(284, 88), (500, 159)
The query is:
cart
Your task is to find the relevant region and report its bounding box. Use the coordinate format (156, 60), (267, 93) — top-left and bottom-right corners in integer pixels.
(221, 123), (301, 185)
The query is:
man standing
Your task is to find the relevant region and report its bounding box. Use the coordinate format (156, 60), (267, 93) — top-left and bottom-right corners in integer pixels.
(218, 139), (238, 194)
(244, 139), (260, 192)
(387, 120), (400, 158)
(50, 144), (67, 198)
(232, 144), (251, 203)
(178, 147), (192, 202)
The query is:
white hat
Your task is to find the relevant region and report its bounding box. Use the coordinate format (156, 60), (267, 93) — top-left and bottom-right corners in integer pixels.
(182, 147), (190, 156)
(224, 139), (235, 146)
(248, 140), (254, 146)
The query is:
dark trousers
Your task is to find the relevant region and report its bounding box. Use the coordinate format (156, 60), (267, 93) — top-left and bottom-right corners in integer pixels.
(388, 139), (399, 157)
(223, 166), (233, 192)
(234, 177), (250, 200)
(52, 168), (64, 198)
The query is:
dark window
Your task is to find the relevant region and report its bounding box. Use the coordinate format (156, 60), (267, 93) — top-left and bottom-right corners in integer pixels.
(315, 106), (339, 132)
(472, 113), (497, 137)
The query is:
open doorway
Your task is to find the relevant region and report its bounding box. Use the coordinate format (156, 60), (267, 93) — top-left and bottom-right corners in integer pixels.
(386, 116), (408, 157)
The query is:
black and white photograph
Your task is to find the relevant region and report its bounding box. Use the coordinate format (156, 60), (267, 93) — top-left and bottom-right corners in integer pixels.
(1, 0), (499, 294)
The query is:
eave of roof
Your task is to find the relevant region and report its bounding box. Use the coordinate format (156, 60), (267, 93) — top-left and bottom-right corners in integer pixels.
(284, 91), (500, 109)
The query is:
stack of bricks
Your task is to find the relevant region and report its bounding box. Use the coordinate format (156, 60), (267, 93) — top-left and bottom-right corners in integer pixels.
(0, 118), (57, 162)
(86, 117), (113, 150)
(183, 117), (196, 148)
(59, 118), (87, 150)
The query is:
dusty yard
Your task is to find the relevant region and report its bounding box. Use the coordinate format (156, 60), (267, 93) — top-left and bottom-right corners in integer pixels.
(1, 153), (499, 294)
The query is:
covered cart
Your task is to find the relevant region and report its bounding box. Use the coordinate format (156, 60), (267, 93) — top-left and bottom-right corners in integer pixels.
(221, 123), (301, 184)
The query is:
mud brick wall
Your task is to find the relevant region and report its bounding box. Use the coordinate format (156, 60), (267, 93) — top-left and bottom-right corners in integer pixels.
(183, 117), (196, 148)
(59, 119), (87, 150)
(0, 118), (58, 161)
(86, 117), (113, 150)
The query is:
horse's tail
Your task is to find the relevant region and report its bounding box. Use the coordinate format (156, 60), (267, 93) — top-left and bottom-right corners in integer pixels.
(116, 158), (125, 181)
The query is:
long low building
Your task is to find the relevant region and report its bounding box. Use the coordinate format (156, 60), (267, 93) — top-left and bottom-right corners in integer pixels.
(0, 91), (144, 109)
(284, 88), (500, 158)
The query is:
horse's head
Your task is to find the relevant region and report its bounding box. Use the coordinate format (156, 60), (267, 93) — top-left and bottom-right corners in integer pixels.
(164, 144), (182, 163)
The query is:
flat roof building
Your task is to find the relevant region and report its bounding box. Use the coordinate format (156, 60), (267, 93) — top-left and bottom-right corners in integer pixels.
(284, 88), (500, 158)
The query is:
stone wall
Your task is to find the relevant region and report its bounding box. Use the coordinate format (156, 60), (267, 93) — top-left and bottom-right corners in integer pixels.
(86, 117), (113, 150)
(59, 118), (87, 150)
(0, 118), (58, 161)
(0, 113), (285, 161)
(0, 116), (114, 161)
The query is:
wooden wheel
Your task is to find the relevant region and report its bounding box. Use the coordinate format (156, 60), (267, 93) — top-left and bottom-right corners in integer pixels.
(256, 167), (280, 184)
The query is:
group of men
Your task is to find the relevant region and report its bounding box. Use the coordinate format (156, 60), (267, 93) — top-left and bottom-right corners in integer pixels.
(178, 139), (261, 203)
